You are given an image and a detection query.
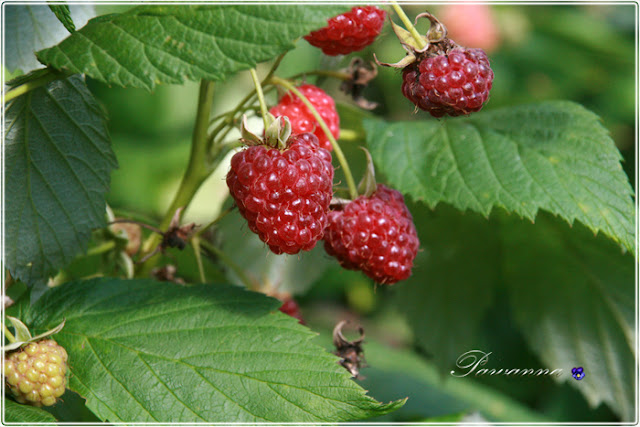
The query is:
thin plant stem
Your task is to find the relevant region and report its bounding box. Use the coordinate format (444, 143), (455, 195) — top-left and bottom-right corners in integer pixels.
(250, 68), (269, 130)
(4, 70), (63, 103)
(193, 205), (235, 239)
(199, 240), (256, 290)
(111, 208), (159, 226)
(270, 76), (359, 200)
(390, 1), (427, 50)
(288, 70), (351, 81)
(191, 237), (206, 284)
(206, 53), (286, 152)
(139, 80), (216, 269)
(4, 324), (16, 343)
(86, 240), (117, 257)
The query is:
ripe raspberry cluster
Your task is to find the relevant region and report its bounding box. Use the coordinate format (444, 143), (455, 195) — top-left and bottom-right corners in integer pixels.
(402, 48), (494, 117)
(5, 339), (68, 407)
(226, 133), (334, 255)
(269, 84), (339, 152)
(304, 6), (387, 56)
(324, 185), (420, 285)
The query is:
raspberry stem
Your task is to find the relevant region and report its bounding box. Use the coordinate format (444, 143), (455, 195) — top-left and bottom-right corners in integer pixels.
(4, 69), (68, 104)
(390, 2), (428, 50)
(288, 70), (351, 81)
(86, 240), (117, 257)
(191, 236), (206, 283)
(3, 323), (17, 343)
(192, 205), (236, 239)
(270, 76), (358, 200)
(249, 68), (270, 131)
(200, 239), (257, 290)
(139, 80), (216, 268)
(206, 54), (285, 152)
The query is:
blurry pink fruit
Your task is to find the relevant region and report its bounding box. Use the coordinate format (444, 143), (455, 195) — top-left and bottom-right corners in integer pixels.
(439, 4), (501, 53)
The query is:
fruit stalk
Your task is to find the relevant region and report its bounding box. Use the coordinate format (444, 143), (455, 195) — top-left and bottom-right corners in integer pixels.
(3, 323), (17, 343)
(199, 239), (256, 290)
(191, 236), (206, 283)
(249, 68), (269, 130)
(270, 76), (358, 200)
(206, 53), (286, 151)
(390, 2), (427, 50)
(4, 69), (65, 103)
(139, 80), (216, 267)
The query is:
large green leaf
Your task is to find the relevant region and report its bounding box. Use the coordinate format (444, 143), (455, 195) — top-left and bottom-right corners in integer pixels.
(392, 203), (635, 420)
(363, 101), (635, 253)
(503, 213), (635, 421)
(4, 398), (57, 424)
(24, 278), (403, 423)
(5, 75), (117, 285)
(394, 204), (500, 371)
(5, 4), (95, 73)
(36, 5), (349, 90)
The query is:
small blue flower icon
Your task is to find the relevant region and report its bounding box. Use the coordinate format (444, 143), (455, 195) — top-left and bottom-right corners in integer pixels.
(572, 367), (585, 380)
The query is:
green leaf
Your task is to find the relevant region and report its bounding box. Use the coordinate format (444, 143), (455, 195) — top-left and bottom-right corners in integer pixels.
(4, 398), (57, 424)
(25, 278), (403, 423)
(392, 203), (634, 420)
(363, 101), (635, 253)
(48, 4), (76, 33)
(5, 75), (117, 285)
(503, 213), (635, 421)
(5, 4), (95, 73)
(37, 5), (349, 90)
(394, 204), (500, 371)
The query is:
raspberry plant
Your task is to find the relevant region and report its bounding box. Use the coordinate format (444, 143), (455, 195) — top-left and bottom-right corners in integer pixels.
(2, 3), (637, 424)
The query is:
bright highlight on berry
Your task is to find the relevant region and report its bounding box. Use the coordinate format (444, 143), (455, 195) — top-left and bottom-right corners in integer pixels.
(269, 84), (340, 152)
(324, 185), (420, 285)
(5, 339), (68, 407)
(226, 132), (334, 255)
(304, 6), (387, 56)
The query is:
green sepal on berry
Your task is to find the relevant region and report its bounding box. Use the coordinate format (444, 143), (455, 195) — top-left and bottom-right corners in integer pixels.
(356, 147), (378, 198)
(4, 317), (66, 352)
(240, 113), (292, 150)
(374, 12), (447, 70)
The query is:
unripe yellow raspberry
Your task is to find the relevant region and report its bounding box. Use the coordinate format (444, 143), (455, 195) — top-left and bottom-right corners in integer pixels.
(4, 339), (68, 407)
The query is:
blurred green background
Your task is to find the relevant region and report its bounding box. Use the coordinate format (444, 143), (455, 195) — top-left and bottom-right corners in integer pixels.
(82, 3), (635, 423)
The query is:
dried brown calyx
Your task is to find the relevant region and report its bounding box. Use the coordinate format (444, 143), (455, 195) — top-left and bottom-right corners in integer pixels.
(333, 320), (366, 379)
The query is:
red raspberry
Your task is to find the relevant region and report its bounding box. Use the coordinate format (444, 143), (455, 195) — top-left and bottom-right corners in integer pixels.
(269, 84), (339, 152)
(324, 185), (419, 285)
(304, 6), (387, 56)
(226, 133), (334, 255)
(402, 48), (494, 117)
(279, 299), (305, 324)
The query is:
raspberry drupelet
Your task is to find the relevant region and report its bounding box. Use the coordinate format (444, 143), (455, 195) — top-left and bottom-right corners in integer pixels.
(402, 47), (494, 117)
(324, 184), (420, 284)
(226, 133), (334, 255)
(304, 6), (387, 56)
(5, 339), (68, 407)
